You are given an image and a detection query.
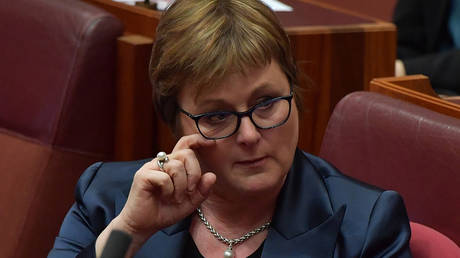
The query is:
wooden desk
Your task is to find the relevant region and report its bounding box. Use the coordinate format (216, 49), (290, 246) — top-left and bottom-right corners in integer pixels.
(310, 0), (397, 21)
(370, 75), (460, 119)
(84, 0), (396, 160)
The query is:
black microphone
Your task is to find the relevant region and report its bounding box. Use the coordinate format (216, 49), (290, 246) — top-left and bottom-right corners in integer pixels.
(100, 230), (132, 258)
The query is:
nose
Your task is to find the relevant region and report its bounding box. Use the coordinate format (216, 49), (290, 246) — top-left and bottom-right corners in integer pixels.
(235, 116), (261, 145)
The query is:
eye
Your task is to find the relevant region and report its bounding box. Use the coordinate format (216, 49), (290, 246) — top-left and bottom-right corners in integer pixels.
(201, 112), (232, 125)
(256, 98), (276, 111)
(257, 100), (274, 110)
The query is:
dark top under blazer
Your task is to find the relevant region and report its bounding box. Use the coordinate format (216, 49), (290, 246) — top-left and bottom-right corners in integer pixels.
(49, 150), (412, 257)
(393, 0), (460, 93)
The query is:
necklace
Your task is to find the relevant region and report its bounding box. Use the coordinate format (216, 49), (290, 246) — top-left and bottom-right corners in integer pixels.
(196, 208), (271, 258)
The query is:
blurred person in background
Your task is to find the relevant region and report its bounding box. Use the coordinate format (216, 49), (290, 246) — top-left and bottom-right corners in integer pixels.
(394, 0), (460, 95)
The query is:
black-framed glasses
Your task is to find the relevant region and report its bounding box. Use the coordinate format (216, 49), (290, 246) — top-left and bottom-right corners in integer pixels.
(178, 91), (293, 140)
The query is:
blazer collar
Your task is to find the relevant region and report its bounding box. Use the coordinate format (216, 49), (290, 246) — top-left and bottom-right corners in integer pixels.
(271, 149), (336, 237)
(262, 149), (345, 257)
(129, 149), (345, 257)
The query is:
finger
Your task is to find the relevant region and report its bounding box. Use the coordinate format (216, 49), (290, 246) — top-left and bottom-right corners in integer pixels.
(189, 172), (216, 206)
(143, 155), (171, 173)
(171, 149), (202, 192)
(142, 158), (160, 170)
(173, 133), (215, 152)
(135, 169), (174, 199)
(162, 159), (187, 203)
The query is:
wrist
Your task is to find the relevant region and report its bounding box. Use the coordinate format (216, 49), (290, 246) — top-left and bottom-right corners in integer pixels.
(110, 216), (157, 250)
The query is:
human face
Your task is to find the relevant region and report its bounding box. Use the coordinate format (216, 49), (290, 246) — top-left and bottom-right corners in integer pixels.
(176, 60), (299, 198)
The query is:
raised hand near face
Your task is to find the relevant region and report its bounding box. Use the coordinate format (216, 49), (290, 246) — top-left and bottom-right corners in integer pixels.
(95, 134), (216, 257)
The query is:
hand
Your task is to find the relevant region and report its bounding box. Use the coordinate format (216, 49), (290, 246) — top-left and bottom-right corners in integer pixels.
(96, 134), (216, 256)
(395, 59), (406, 77)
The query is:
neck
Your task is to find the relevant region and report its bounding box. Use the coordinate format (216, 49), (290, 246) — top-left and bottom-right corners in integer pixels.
(198, 184), (281, 238)
(190, 183), (282, 258)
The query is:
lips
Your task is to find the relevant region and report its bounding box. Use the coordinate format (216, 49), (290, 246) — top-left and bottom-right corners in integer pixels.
(234, 156), (267, 167)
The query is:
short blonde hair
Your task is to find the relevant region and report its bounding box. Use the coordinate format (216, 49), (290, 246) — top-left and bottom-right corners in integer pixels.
(150, 0), (301, 129)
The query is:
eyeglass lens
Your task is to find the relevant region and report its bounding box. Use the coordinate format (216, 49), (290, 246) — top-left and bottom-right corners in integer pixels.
(197, 97), (291, 139)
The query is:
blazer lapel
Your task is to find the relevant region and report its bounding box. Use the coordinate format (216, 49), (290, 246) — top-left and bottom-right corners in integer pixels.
(136, 219), (192, 258)
(262, 150), (346, 257)
(262, 207), (345, 258)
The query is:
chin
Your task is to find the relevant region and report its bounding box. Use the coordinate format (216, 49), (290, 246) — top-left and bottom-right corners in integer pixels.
(228, 168), (287, 196)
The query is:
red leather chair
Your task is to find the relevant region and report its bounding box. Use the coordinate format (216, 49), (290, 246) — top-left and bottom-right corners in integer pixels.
(319, 91), (460, 246)
(410, 222), (460, 257)
(0, 0), (122, 257)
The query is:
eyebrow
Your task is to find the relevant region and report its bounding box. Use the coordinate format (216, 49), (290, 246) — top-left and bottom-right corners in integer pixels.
(194, 82), (284, 112)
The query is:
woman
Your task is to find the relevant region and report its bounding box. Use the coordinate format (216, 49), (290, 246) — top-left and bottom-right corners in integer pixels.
(49, 0), (411, 257)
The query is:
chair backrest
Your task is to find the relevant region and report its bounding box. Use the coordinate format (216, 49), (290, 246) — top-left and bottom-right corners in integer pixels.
(0, 0), (122, 257)
(410, 222), (460, 257)
(319, 91), (460, 246)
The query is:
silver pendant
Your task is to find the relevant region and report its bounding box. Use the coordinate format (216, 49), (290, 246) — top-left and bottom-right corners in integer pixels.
(223, 246), (234, 258)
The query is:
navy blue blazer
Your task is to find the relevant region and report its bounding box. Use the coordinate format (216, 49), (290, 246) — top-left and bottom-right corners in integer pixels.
(49, 150), (411, 257)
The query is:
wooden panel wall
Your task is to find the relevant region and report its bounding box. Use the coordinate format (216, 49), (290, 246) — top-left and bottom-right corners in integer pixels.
(290, 24), (396, 153)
